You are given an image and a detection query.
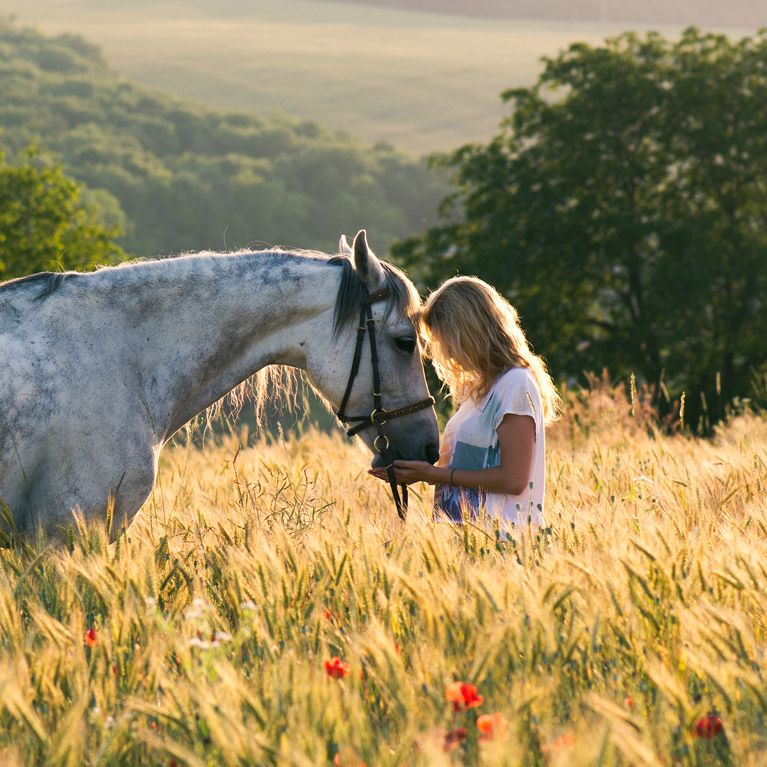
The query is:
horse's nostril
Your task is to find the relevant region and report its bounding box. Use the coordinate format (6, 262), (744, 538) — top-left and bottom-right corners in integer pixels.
(425, 443), (440, 465)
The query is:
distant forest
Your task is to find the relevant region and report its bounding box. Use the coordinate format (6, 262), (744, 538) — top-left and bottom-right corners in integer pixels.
(317, 0), (767, 27)
(0, 22), (446, 258)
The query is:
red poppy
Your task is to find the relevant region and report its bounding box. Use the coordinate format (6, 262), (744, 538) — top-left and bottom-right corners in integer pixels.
(443, 727), (467, 752)
(84, 627), (98, 648)
(694, 715), (723, 738)
(541, 731), (576, 756)
(445, 682), (484, 711)
(333, 749), (366, 767)
(624, 696), (635, 709)
(323, 608), (334, 622)
(324, 656), (350, 679)
(477, 712), (508, 741)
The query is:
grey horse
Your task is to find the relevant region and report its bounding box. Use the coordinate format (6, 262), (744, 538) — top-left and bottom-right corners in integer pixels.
(0, 230), (439, 539)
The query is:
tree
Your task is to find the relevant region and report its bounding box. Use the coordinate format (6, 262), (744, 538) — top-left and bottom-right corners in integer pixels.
(0, 147), (124, 280)
(394, 29), (767, 429)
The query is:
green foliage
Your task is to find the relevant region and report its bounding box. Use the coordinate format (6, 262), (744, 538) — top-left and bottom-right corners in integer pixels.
(395, 29), (767, 430)
(0, 21), (446, 258)
(0, 147), (124, 279)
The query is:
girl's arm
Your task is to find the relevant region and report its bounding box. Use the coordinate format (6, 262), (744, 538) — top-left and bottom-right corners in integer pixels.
(369, 414), (535, 495)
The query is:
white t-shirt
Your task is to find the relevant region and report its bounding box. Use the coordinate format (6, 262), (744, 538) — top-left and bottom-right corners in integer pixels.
(434, 367), (546, 528)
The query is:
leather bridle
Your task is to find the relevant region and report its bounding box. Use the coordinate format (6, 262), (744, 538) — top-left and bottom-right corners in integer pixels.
(335, 286), (435, 520)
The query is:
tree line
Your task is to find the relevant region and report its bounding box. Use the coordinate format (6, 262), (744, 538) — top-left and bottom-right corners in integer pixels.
(396, 29), (767, 430)
(0, 21), (445, 261)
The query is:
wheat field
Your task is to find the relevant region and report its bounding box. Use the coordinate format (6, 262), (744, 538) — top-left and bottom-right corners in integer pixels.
(0, 379), (764, 766)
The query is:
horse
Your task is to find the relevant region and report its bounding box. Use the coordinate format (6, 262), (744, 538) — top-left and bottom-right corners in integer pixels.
(0, 230), (439, 540)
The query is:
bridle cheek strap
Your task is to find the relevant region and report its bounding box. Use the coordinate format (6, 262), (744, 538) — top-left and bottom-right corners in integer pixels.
(334, 288), (435, 520)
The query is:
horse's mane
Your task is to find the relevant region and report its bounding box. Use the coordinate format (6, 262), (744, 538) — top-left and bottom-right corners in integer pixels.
(327, 256), (420, 334)
(0, 271), (80, 300)
(182, 248), (420, 435)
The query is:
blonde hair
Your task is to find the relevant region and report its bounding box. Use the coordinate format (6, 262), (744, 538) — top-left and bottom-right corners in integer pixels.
(420, 276), (561, 425)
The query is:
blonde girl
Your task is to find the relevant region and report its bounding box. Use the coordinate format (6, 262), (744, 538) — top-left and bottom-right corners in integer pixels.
(370, 276), (560, 527)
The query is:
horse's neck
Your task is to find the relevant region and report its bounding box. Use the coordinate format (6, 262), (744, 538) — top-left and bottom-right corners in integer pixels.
(108, 252), (336, 441)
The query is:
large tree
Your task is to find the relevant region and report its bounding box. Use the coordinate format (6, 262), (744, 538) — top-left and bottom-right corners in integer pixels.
(395, 29), (767, 429)
(0, 148), (124, 280)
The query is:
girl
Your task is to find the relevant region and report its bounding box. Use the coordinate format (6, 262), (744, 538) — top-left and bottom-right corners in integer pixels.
(370, 276), (560, 528)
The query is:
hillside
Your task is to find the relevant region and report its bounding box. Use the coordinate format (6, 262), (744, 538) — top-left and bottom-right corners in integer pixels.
(0, 22), (446, 257)
(0, 0), (717, 155)
(314, 0), (767, 27)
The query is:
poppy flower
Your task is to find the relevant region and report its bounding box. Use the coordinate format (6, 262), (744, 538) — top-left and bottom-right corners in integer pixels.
(624, 696), (635, 709)
(324, 656), (350, 679)
(84, 627), (98, 647)
(541, 731), (576, 756)
(694, 714), (723, 738)
(333, 749), (366, 766)
(443, 726), (467, 752)
(476, 712), (508, 741)
(445, 681), (483, 711)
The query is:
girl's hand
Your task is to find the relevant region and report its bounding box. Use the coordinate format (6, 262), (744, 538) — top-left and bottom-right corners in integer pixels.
(368, 460), (444, 485)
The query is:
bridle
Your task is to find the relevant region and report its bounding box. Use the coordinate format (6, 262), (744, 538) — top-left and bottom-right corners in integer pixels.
(335, 286), (435, 520)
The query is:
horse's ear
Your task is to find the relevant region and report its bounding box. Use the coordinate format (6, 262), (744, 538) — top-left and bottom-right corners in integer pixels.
(352, 229), (385, 290)
(339, 234), (353, 257)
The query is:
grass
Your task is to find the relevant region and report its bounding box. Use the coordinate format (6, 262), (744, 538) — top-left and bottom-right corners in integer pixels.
(0, 377), (765, 765)
(0, 0), (723, 154)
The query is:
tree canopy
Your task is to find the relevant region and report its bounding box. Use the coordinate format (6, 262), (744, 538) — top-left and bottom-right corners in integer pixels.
(395, 29), (767, 429)
(0, 148), (123, 280)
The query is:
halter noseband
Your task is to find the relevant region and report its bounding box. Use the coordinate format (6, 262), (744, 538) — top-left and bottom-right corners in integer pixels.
(334, 286), (435, 520)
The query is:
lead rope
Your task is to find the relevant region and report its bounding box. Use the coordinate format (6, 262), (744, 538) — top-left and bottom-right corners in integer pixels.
(363, 301), (408, 520)
(334, 286), (434, 521)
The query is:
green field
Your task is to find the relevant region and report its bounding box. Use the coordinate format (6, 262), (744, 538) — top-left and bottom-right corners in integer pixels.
(0, 0), (723, 154)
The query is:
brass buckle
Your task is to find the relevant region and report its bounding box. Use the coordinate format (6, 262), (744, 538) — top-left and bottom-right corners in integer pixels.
(370, 408), (387, 425)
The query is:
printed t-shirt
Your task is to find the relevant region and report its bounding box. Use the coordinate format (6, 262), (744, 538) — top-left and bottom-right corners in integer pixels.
(434, 367), (545, 527)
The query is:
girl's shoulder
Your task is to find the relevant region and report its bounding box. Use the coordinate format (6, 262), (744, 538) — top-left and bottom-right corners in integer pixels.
(491, 367), (543, 413)
(494, 366), (537, 390)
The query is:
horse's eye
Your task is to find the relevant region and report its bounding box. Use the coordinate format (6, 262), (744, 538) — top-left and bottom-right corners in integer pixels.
(394, 336), (417, 354)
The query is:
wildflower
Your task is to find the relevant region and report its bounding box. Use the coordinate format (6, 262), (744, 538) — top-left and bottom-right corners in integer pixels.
(323, 607), (335, 622)
(624, 696), (635, 709)
(694, 714), (723, 738)
(541, 731), (576, 757)
(144, 596), (156, 608)
(333, 748), (366, 766)
(188, 636), (210, 649)
(443, 727), (467, 752)
(84, 627), (98, 647)
(445, 681), (483, 711)
(105, 716), (115, 730)
(240, 599), (257, 611)
(324, 656), (350, 679)
(476, 712), (508, 741)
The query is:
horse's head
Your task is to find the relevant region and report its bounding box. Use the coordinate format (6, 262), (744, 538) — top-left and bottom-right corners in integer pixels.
(308, 230), (439, 468)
